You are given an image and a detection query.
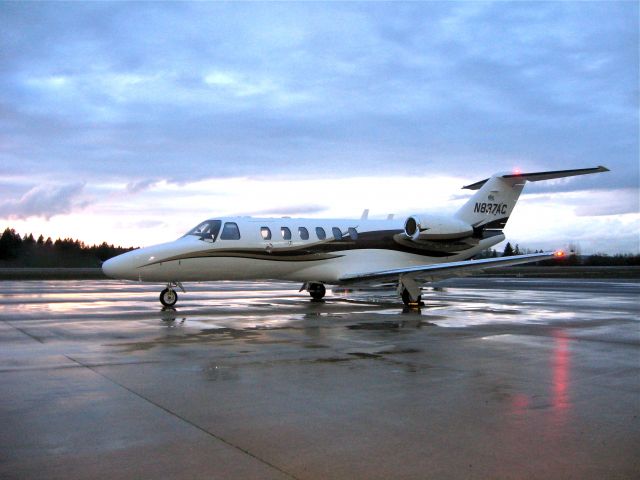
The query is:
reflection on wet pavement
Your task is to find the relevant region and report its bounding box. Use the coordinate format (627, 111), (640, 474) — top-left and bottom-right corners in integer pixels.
(0, 278), (638, 479)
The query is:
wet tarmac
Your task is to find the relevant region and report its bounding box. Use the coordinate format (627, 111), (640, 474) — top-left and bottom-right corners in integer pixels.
(0, 278), (638, 479)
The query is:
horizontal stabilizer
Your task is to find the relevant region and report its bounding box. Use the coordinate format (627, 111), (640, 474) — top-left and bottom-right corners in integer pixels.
(463, 166), (609, 190)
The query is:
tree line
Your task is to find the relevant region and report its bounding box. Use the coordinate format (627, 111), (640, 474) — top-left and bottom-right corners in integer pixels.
(0, 228), (136, 268)
(477, 242), (640, 266)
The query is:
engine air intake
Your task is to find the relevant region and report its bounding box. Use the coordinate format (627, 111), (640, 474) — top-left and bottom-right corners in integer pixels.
(403, 215), (473, 241)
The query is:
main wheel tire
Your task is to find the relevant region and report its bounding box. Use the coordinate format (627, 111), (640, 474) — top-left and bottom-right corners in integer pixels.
(308, 283), (326, 300)
(160, 288), (178, 307)
(401, 289), (421, 306)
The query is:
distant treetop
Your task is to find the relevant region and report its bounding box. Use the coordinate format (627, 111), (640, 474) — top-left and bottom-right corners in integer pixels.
(0, 228), (136, 268)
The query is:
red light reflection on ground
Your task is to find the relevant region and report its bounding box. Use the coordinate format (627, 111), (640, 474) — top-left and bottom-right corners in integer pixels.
(552, 330), (570, 412)
(510, 392), (530, 414)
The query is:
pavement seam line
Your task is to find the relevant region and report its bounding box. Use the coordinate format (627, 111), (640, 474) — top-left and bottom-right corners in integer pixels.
(64, 355), (301, 480)
(2, 320), (45, 343)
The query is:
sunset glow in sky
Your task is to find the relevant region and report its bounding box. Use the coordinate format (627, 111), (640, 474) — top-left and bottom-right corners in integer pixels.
(1, 2), (638, 253)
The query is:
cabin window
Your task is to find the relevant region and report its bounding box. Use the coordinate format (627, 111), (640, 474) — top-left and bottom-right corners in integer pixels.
(316, 227), (326, 240)
(298, 227), (309, 240)
(261, 227), (272, 240)
(281, 227), (292, 240)
(332, 227), (343, 240)
(348, 227), (358, 240)
(183, 220), (222, 241)
(220, 222), (241, 240)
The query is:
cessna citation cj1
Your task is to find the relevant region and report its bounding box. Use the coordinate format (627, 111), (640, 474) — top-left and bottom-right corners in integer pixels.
(103, 166), (608, 307)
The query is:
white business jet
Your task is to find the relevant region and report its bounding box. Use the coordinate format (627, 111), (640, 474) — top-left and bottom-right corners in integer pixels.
(103, 166), (608, 307)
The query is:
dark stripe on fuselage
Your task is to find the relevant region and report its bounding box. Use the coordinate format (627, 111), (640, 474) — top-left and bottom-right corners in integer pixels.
(144, 250), (344, 266)
(141, 228), (493, 268)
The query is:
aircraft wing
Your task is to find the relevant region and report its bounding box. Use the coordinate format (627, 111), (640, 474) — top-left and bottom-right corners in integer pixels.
(338, 252), (559, 285)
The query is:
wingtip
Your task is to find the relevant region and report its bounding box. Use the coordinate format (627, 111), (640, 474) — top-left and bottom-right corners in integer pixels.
(597, 165), (610, 172)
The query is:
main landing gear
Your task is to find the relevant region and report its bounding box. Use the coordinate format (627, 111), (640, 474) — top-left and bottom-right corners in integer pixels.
(401, 288), (422, 306)
(159, 282), (185, 307)
(300, 282), (326, 301)
(399, 275), (423, 307)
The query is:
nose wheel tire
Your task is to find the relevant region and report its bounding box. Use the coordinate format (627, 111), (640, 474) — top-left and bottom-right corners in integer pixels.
(308, 282), (326, 300)
(160, 288), (178, 307)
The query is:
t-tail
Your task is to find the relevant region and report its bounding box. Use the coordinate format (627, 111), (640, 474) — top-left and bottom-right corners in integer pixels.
(455, 166), (609, 233)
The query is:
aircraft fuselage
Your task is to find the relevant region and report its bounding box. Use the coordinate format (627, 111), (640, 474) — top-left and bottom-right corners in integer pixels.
(103, 217), (503, 284)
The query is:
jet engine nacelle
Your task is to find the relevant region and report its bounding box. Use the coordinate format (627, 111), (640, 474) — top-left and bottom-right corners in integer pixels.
(404, 215), (473, 241)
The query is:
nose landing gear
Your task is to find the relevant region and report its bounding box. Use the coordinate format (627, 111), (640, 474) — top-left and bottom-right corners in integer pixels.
(159, 282), (185, 307)
(160, 288), (178, 307)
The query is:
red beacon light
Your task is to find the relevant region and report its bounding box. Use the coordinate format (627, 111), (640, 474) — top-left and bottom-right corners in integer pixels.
(513, 167), (522, 175)
(554, 250), (565, 258)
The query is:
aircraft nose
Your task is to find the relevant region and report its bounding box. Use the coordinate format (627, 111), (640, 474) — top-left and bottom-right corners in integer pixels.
(102, 253), (136, 280)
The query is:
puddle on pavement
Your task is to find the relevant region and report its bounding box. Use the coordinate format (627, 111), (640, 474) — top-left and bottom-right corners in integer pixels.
(347, 320), (436, 330)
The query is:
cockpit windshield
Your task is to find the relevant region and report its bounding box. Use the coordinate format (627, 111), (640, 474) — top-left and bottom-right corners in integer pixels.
(183, 220), (222, 241)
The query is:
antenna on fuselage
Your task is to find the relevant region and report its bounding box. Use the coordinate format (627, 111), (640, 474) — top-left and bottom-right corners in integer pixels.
(387, 213), (395, 220)
(361, 209), (369, 220)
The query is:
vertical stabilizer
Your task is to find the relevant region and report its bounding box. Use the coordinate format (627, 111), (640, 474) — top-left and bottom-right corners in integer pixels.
(455, 175), (525, 230)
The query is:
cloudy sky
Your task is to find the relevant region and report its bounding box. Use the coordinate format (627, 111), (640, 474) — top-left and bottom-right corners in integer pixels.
(1, 1), (638, 253)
